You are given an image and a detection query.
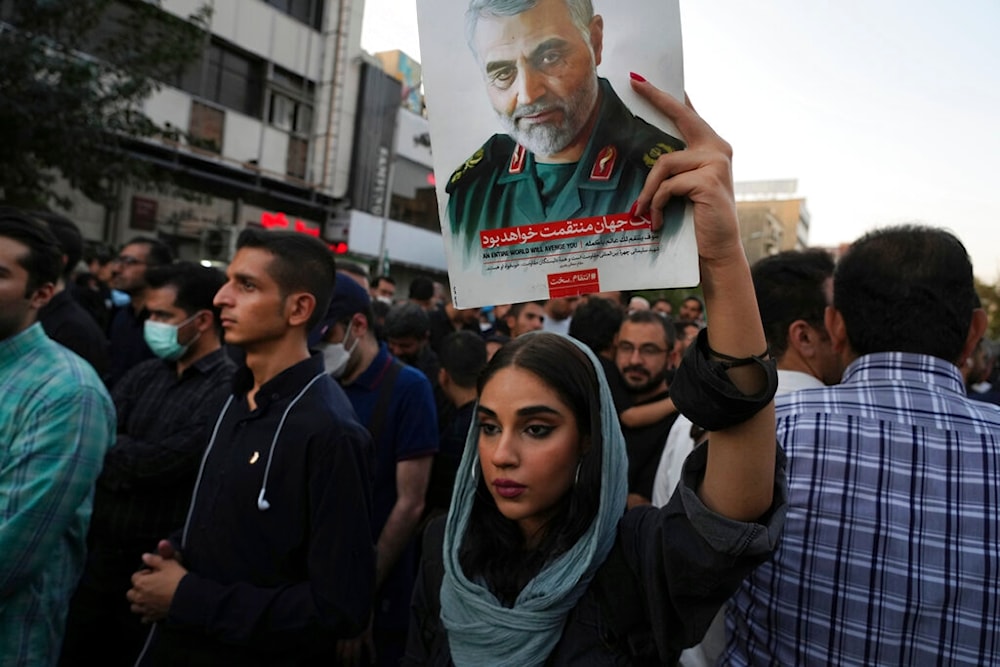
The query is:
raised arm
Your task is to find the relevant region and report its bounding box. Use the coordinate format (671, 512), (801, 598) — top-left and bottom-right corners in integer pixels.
(630, 75), (776, 522)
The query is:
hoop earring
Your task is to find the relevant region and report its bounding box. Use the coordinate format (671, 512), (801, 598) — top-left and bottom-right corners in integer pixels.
(574, 461), (582, 486)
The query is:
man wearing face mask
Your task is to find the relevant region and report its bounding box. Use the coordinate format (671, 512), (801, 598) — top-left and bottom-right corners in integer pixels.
(311, 274), (438, 667)
(60, 262), (236, 666)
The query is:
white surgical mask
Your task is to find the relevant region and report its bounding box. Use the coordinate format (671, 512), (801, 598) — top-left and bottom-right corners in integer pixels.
(321, 327), (359, 378)
(143, 313), (201, 361)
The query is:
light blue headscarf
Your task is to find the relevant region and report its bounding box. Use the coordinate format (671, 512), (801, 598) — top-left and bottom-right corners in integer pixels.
(440, 333), (629, 667)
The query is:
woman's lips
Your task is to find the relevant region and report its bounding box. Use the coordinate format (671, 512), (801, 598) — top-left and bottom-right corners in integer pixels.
(493, 479), (526, 499)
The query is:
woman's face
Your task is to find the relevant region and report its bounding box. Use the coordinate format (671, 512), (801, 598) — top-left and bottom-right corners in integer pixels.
(477, 366), (581, 545)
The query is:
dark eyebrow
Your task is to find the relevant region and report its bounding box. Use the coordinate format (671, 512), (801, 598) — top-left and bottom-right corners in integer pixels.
(477, 404), (562, 418)
(484, 37), (570, 76)
(230, 271), (258, 283)
(485, 58), (515, 77)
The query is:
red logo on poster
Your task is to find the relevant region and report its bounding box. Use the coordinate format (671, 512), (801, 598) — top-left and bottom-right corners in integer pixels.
(547, 269), (601, 298)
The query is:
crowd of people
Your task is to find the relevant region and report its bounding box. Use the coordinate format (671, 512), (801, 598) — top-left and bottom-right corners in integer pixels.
(2, 72), (1000, 667)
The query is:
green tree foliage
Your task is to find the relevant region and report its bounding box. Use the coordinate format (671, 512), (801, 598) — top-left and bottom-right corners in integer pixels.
(0, 0), (210, 209)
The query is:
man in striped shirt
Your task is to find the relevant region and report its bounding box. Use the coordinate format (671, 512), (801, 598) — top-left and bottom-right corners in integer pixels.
(0, 210), (115, 666)
(724, 225), (1000, 665)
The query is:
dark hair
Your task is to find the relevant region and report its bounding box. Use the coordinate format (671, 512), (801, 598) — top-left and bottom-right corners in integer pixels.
(460, 333), (603, 606)
(569, 296), (622, 355)
(384, 302), (430, 339)
(439, 330), (487, 388)
(682, 295), (704, 314)
(371, 274), (395, 289)
(622, 309), (676, 347)
(834, 225), (976, 362)
(83, 240), (115, 266)
(651, 297), (672, 309)
(752, 249), (835, 359)
(236, 228), (336, 331)
(409, 276), (434, 301)
(32, 211), (83, 281)
(123, 236), (173, 267)
(674, 318), (700, 338)
(145, 261), (226, 328)
(506, 300), (546, 320)
(0, 208), (63, 294)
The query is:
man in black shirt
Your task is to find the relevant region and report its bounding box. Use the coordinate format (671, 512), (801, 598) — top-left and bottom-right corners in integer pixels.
(61, 262), (235, 666)
(126, 230), (375, 665)
(33, 212), (110, 375)
(614, 310), (679, 507)
(105, 236), (174, 388)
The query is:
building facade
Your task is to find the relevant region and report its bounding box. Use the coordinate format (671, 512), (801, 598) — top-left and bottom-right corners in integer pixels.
(735, 179), (810, 265)
(12, 0), (448, 279)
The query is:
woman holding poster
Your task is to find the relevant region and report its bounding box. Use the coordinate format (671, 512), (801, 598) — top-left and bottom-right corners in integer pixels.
(403, 78), (786, 666)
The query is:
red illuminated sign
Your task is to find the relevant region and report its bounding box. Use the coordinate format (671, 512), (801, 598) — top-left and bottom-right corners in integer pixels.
(260, 211), (320, 237)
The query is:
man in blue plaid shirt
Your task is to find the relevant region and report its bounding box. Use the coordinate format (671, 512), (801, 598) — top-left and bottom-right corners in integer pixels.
(723, 225), (1000, 665)
(0, 210), (115, 666)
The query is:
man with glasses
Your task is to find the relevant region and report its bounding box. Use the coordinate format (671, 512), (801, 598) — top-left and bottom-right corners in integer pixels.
(105, 236), (173, 388)
(614, 310), (679, 508)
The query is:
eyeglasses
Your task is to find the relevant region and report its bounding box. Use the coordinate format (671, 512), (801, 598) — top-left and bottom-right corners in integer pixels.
(616, 341), (668, 359)
(114, 255), (146, 267)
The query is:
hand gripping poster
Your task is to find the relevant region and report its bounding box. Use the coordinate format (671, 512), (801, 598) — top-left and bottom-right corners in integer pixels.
(417, 0), (698, 308)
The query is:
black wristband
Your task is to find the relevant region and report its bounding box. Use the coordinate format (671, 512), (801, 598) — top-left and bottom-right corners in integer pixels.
(670, 328), (778, 431)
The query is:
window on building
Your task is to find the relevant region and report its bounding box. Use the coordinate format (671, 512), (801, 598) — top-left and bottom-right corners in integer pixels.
(286, 136), (308, 180)
(267, 66), (315, 136)
(264, 0), (324, 30)
(173, 40), (264, 119)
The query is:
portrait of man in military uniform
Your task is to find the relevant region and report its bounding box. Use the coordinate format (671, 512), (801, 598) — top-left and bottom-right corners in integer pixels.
(446, 0), (686, 245)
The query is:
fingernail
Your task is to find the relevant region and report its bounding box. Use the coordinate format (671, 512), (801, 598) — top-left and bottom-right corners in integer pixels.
(629, 72), (647, 83)
(628, 201), (637, 217)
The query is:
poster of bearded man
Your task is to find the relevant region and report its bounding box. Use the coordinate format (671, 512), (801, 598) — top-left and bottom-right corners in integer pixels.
(417, 0), (698, 307)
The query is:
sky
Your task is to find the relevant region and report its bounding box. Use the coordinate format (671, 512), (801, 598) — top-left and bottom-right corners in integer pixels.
(360, 0), (1000, 282)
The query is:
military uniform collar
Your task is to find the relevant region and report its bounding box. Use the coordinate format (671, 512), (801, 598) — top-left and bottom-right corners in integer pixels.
(497, 78), (632, 194)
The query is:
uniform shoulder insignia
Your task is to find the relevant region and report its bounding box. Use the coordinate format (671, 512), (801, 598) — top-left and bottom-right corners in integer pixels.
(642, 140), (682, 169)
(447, 147), (486, 191)
(446, 135), (517, 194)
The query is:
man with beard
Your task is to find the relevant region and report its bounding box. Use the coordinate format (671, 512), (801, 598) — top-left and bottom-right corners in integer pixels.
(614, 310), (678, 508)
(447, 0), (685, 244)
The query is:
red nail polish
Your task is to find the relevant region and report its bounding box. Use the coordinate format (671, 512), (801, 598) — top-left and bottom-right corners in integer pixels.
(628, 201), (637, 217)
(629, 72), (647, 83)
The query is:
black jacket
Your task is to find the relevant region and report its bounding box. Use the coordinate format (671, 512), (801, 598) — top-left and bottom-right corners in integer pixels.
(139, 355), (376, 666)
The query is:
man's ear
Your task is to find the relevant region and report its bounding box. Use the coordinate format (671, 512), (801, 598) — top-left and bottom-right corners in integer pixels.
(824, 306), (850, 355)
(193, 310), (214, 333)
(787, 319), (818, 358)
(352, 312), (371, 338)
(286, 292), (317, 329)
(29, 282), (55, 311)
(589, 15), (604, 66)
(957, 308), (989, 368)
